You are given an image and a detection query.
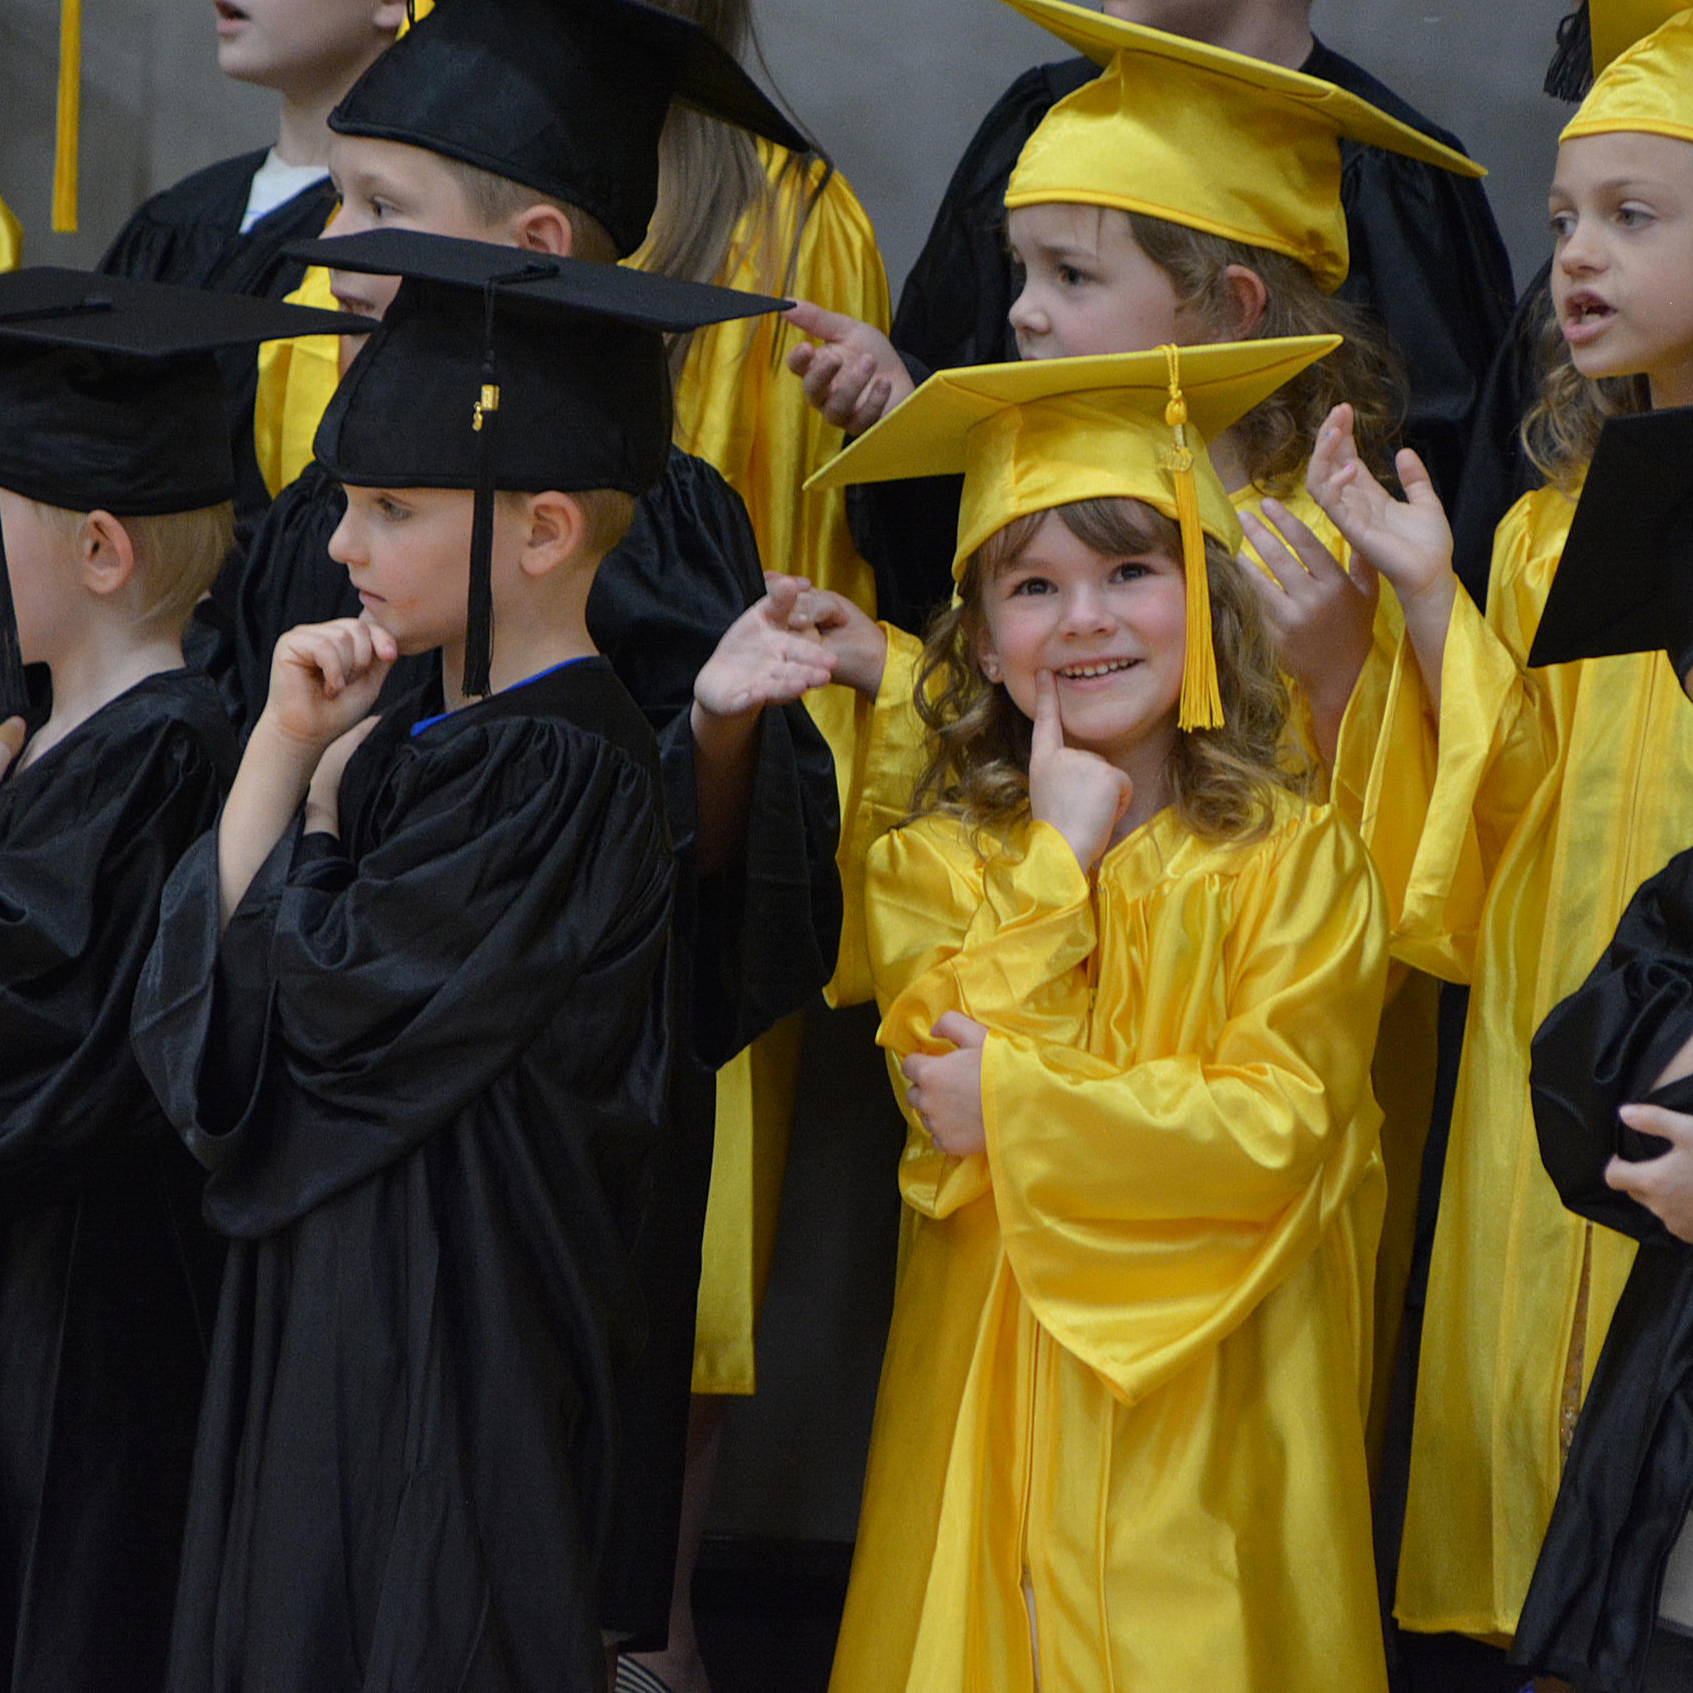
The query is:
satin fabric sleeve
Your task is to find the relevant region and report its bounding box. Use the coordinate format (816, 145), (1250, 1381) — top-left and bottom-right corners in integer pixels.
(1532, 845), (1693, 1246)
(866, 818), (1096, 1220)
(979, 808), (1388, 1405)
(826, 621), (934, 1008)
(1352, 494), (1558, 980)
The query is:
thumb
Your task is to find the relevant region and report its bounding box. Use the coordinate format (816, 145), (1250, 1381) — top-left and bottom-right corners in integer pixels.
(784, 298), (854, 344)
(760, 574), (805, 626)
(1397, 448), (1439, 508)
(932, 1010), (987, 1050)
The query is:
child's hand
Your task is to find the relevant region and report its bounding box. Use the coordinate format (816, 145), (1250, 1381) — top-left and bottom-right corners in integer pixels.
(303, 716), (381, 839)
(1026, 670), (1134, 870)
(263, 616), (397, 752)
(901, 1011), (987, 1157)
(782, 581), (888, 699)
(693, 576), (838, 724)
(1307, 404), (1453, 607)
(785, 301), (914, 434)
(1608, 1103), (1693, 1242)
(0, 716), (26, 779)
(1238, 501), (1379, 764)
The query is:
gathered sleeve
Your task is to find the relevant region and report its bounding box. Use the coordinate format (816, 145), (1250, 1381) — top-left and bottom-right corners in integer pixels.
(980, 808), (1388, 1404)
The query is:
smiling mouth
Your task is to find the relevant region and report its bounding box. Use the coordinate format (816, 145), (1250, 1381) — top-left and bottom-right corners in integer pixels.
(1058, 658), (1137, 680)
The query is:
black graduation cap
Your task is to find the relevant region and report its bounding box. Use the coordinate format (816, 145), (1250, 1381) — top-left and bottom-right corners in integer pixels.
(1527, 407), (1693, 676)
(0, 266), (373, 720)
(329, 0), (811, 259)
(300, 228), (790, 695)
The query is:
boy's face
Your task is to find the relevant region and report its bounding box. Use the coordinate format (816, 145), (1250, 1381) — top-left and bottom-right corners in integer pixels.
(328, 484), (478, 655)
(324, 136), (501, 319)
(1550, 131), (1693, 410)
(1006, 203), (1187, 360)
(216, 0), (399, 97)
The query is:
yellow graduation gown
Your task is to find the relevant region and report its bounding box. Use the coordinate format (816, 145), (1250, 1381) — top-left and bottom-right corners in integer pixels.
(0, 199), (20, 270)
(832, 799), (1389, 1692)
(1345, 484), (1693, 1636)
(675, 146), (889, 1394)
(252, 263), (339, 499)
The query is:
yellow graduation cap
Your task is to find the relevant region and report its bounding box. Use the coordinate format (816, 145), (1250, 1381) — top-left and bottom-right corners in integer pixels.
(1563, 4), (1693, 143)
(998, 0), (1483, 293)
(808, 334), (1341, 730)
(53, 0), (79, 232)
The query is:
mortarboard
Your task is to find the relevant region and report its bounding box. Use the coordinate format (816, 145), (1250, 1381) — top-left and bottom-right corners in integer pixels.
(997, 0), (1484, 293)
(807, 335), (1341, 731)
(0, 267), (371, 719)
(1561, 3), (1693, 143)
(298, 228), (789, 695)
(1527, 407), (1693, 675)
(329, 0), (809, 259)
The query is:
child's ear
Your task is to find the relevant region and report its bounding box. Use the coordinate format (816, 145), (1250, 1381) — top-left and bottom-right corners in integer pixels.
(79, 510), (137, 598)
(371, 0), (408, 34)
(974, 627), (1003, 685)
(511, 203), (574, 257)
(518, 492), (588, 579)
(1218, 264), (1270, 340)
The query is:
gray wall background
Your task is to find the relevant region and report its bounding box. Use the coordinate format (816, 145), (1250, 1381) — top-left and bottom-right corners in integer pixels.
(3, 0), (1574, 298)
(0, 0), (1574, 1544)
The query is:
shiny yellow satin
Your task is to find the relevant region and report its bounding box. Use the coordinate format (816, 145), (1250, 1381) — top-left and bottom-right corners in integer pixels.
(254, 264), (341, 499)
(1564, 7), (1693, 144)
(832, 801), (1388, 1692)
(0, 200), (20, 270)
(1349, 485), (1693, 1635)
(671, 145), (889, 1394)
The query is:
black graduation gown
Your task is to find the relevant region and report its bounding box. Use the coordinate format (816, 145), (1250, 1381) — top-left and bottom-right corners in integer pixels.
(1514, 845), (1693, 1692)
(864, 39), (1516, 630)
(0, 670), (237, 1693)
(195, 447), (841, 1646)
(99, 152), (339, 536)
(132, 659), (676, 1693)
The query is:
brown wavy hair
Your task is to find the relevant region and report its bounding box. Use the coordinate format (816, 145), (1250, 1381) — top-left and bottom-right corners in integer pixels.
(1522, 292), (1650, 492)
(910, 498), (1313, 845)
(1126, 212), (1408, 495)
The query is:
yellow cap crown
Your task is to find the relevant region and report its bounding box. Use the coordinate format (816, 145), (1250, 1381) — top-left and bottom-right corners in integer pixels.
(999, 0), (1483, 294)
(1563, 6), (1693, 144)
(808, 336), (1340, 730)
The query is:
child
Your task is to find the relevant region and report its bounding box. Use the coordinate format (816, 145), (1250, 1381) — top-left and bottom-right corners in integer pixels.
(804, 340), (1390, 1691)
(1287, 1), (1693, 1654)
(0, 267), (357, 1692)
(131, 249), (824, 1692)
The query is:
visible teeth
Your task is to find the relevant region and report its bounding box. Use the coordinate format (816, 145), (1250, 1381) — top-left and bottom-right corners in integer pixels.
(1060, 659), (1133, 679)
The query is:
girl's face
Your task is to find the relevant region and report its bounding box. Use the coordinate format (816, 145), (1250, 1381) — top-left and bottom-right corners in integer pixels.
(1549, 131), (1693, 408)
(1006, 204), (1187, 360)
(976, 511), (1185, 777)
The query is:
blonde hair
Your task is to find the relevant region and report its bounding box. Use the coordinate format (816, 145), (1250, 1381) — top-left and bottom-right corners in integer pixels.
(911, 498), (1311, 845)
(498, 487), (637, 564)
(628, 0), (824, 379)
(1522, 304), (1650, 492)
(35, 499), (235, 632)
(1125, 211), (1408, 495)
(433, 156), (622, 264)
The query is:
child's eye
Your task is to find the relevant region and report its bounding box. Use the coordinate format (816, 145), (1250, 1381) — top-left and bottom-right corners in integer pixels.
(375, 496), (410, 522)
(1008, 575), (1054, 596)
(1617, 204), (1655, 229)
(368, 197), (395, 221)
(1549, 210), (1576, 240)
(1110, 561), (1148, 584)
(1057, 264), (1089, 287)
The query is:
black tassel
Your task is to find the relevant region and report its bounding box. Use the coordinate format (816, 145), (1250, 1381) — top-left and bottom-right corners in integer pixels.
(462, 280), (500, 698)
(1545, 2), (1594, 102)
(0, 514), (28, 723)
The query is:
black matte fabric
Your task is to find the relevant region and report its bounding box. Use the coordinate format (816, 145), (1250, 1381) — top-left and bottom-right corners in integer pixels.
(866, 40), (1514, 632)
(1516, 850), (1693, 1691)
(0, 669), (237, 1692)
(200, 444), (841, 1643)
(99, 152), (339, 535)
(133, 659), (675, 1691)
(329, 0), (806, 258)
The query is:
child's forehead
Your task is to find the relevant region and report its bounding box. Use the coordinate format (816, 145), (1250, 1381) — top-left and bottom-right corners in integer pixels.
(1552, 128), (1693, 195)
(1006, 201), (1137, 255)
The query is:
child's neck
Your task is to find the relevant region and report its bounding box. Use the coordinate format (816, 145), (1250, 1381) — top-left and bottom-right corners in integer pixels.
(439, 623), (599, 714)
(21, 628), (184, 772)
(1208, 426), (1251, 496)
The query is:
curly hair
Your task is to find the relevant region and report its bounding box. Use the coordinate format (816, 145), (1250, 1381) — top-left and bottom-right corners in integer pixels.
(909, 498), (1313, 846)
(1522, 294), (1650, 492)
(1125, 212), (1408, 496)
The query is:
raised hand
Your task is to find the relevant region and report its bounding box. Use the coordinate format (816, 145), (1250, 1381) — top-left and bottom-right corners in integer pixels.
(1238, 501), (1378, 764)
(1609, 1103), (1693, 1243)
(901, 1010), (988, 1157)
(785, 300), (915, 434)
(263, 616), (398, 753)
(781, 582), (887, 699)
(1026, 670), (1134, 870)
(693, 576), (838, 723)
(1306, 404), (1453, 605)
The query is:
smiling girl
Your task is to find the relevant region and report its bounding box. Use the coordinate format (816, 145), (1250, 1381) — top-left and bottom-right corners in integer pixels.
(1281, 2), (1693, 1655)
(808, 339), (1391, 1693)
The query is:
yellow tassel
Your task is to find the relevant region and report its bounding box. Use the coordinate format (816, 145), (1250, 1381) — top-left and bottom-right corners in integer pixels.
(52, 0), (80, 233)
(1161, 345), (1223, 731)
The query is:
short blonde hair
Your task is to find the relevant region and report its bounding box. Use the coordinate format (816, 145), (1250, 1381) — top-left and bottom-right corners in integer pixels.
(497, 486), (637, 564)
(34, 499), (235, 633)
(435, 157), (621, 263)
